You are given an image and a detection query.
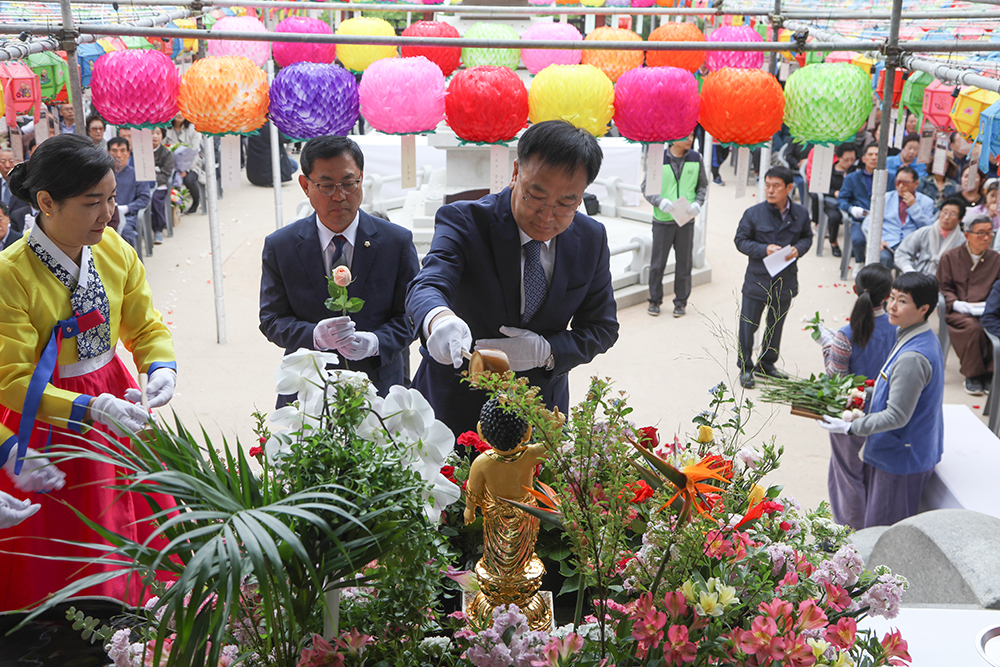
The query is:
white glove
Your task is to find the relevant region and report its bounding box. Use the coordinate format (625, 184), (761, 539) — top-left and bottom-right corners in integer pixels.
(818, 415), (852, 435)
(125, 368), (176, 408)
(816, 324), (836, 348)
(90, 393), (150, 438)
(340, 331), (379, 361)
(953, 300), (973, 315)
(850, 206), (866, 220)
(0, 491), (40, 530)
(313, 316), (356, 351)
(427, 315), (472, 368)
(689, 202), (702, 216)
(2, 447), (66, 493)
(475, 326), (551, 372)
(970, 302), (987, 318)
(657, 199), (674, 214)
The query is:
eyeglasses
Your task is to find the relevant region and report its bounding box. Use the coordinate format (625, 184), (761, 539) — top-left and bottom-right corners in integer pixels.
(307, 177), (361, 197)
(518, 180), (580, 218)
(968, 229), (995, 238)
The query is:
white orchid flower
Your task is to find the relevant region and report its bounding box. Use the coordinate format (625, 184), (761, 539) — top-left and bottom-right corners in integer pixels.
(264, 433), (292, 464)
(274, 349), (340, 397)
(421, 469), (462, 523)
(416, 419), (455, 468)
(380, 386), (435, 438)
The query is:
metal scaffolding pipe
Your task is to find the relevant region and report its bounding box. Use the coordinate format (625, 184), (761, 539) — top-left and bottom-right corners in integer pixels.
(781, 8), (1000, 19)
(58, 0), (85, 136)
(0, 23), (884, 52)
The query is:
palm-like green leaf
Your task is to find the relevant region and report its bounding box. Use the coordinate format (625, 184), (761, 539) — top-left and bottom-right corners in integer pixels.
(12, 413), (426, 667)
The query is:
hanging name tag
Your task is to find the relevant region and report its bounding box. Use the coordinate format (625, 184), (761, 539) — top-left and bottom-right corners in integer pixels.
(917, 128), (934, 164)
(490, 145), (508, 194)
(133, 128), (156, 182)
(779, 62), (790, 81)
(734, 146), (750, 199)
(9, 124), (23, 162)
(933, 132), (949, 176)
(893, 113), (906, 149)
(400, 135), (417, 189)
(809, 144), (834, 194)
(584, 13), (596, 34)
(867, 107), (878, 131)
(645, 143), (664, 197)
(36, 108), (49, 146)
(221, 135), (242, 191)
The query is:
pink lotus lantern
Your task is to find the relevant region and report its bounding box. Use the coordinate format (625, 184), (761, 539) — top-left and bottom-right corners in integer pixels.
(614, 66), (699, 143)
(631, 0), (655, 7)
(825, 51), (860, 64)
(520, 22), (582, 75)
(359, 56), (445, 189)
(91, 49), (179, 127)
(706, 24), (764, 71)
(207, 16), (271, 68)
(923, 79), (957, 132)
(528, 0), (552, 5)
(273, 16), (336, 68)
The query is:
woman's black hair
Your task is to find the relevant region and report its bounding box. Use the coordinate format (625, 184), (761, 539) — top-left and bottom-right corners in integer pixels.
(7, 133), (113, 209)
(892, 272), (939, 321)
(850, 264), (894, 348)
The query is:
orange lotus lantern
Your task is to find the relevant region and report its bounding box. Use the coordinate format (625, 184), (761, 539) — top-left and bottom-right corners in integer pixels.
(923, 79), (957, 132)
(646, 22), (705, 72)
(951, 86), (1000, 141)
(177, 56), (269, 135)
(699, 67), (785, 147)
(580, 27), (643, 83)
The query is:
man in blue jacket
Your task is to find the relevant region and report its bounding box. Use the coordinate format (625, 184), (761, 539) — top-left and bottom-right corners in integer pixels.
(839, 143), (879, 263)
(863, 166), (935, 269)
(107, 137), (151, 249)
(405, 120), (620, 437)
(734, 166), (813, 389)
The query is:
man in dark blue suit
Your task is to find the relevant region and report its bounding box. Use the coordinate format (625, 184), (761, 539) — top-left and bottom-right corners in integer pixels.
(405, 120), (620, 437)
(260, 136), (419, 402)
(0, 202), (22, 251)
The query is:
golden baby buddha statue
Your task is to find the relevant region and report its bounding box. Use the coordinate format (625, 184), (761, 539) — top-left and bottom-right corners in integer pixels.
(463, 397), (552, 631)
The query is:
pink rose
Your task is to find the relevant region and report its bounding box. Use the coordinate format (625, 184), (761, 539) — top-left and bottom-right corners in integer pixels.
(332, 265), (352, 287)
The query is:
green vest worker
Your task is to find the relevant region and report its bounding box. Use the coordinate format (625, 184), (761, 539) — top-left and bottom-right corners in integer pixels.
(643, 134), (708, 317)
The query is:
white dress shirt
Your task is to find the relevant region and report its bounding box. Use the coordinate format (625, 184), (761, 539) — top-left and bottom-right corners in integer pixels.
(316, 211), (360, 277)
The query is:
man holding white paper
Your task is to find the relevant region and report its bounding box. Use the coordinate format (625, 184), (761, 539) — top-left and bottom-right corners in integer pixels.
(734, 167), (813, 389)
(642, 133), (707, 318)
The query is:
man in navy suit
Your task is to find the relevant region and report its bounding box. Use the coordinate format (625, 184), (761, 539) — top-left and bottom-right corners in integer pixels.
(260, 135), (419, 402)
(405, 120), (620, 437)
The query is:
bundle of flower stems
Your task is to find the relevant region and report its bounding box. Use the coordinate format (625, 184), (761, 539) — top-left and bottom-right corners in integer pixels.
(758, 373), (868, 419)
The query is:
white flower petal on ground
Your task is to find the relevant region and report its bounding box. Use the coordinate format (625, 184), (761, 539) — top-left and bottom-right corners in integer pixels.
(274, 348), (340, 396)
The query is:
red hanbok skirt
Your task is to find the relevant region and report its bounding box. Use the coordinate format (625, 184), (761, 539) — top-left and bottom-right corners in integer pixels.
(0, 353), (175, 611)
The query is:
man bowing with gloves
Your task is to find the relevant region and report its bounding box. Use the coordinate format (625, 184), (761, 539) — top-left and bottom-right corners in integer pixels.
(405, 120), (620, 436)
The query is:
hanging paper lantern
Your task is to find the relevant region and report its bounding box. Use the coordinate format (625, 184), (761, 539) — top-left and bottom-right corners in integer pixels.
(360, 56), (444, 134)
(605, 0), (631, 6)
(875, 68), (905, 108)
(0, 62), (41, 127)
(91, 49), (180, 128)
(901, 70), (933, 130)
(337, 17), (397, 74)
(923, 79), (958, 132)
(783, 63), (873, 145)
(462, 22), (520, 70)
(446, 66), (528, 144)
(646, 22), (706, 72)
(825, 51), (859, 65)
(529, 0), (553, 5)
(977, 100), (1000, 174)
(556, 0), (579, 6)
(520, 22), (582, 75)
(207, 16), (271, 68)
(177, 56), (269, 135)
(852, 53), (875, 75)
(631, 0), (655, 7)
(581, 0), (605, 6)
(26, 51), (70, 104)
(614, 67), (700, 143)
(273, 16), (336, 68)
(706, 25), (764, 71)
(269, 63), (359, 140)
(580, 27), (643, 83)
(76, 42), (106, 88)
(951, 87), (1000, 140)
(699, 68), (784, 147)
(171, 18), (199, 53)
(528, 63), (614, 137)
(401, 21), (461, 77)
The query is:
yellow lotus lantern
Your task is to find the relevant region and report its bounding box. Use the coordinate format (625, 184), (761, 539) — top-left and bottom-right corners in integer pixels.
(173, 18), (199, 51)
(851, 53), (874, 75)
(951, 87), (1000, 141)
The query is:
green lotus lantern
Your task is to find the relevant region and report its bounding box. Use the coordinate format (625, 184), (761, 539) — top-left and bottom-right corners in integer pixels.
(784, 62), (874, 145)
(462, 22), (521, 70)
(901, 70), (933, 131)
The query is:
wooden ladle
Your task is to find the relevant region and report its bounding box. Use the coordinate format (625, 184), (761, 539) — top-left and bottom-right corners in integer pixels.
(463, 348), (510, 379)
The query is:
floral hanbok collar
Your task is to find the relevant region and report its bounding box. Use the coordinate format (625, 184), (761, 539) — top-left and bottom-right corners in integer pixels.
(27, 224), (112, 360)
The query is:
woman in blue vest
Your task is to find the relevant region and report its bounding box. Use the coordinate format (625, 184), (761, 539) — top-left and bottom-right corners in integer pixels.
(816, 264), (896, 529)
(819, 272), (944, 528)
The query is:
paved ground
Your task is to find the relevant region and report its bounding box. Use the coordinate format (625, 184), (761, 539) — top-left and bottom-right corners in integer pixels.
(132, 157), (987, 514)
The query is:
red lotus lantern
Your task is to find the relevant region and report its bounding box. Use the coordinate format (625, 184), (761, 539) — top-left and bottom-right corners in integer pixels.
(646, 22), (706, 73)
(923, 79), (957, 132)
(446, 66), (528, 144)
(876, 68), (905, 108)
(699, 67), (784, 147)
(402, 21), (461, 77)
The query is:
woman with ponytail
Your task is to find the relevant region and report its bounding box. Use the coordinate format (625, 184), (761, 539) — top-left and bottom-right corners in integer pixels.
(814, 264), (896, 529)
(0, 134), (176, 611)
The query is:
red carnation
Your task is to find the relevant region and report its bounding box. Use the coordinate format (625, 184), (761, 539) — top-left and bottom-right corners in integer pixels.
(248, 446), (263, 458)
(441, 465), (459, 485)
(457, 431), (491, 453)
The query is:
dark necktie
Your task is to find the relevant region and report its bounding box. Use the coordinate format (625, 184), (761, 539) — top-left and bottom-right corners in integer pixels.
(330, 234), (346, 270)
(522, 240), (547, 326)
(1, 180), (10, 208)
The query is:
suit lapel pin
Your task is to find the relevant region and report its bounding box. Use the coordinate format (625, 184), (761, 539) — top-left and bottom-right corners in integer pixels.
(364, 241), (371, 247)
